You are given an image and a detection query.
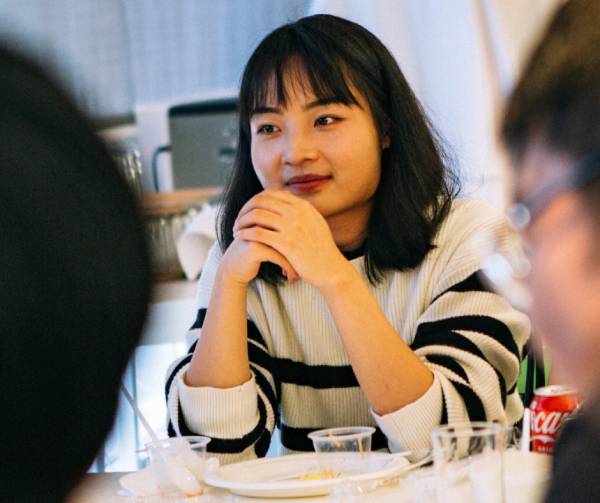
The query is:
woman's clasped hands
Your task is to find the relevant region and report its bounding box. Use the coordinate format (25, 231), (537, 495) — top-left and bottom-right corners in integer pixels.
(227, 189), (350, 289)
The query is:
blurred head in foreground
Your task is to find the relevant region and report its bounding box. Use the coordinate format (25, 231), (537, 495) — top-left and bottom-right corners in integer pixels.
(502, 0), (600, 399)
(0, 47), (150, 502)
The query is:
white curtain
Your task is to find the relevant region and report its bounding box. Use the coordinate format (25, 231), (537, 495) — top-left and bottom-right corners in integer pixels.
(309, 0), (559, 209)
(122, 0), (310, 106)
(0, 0), (310, 118)
(0, 0), (133, 119)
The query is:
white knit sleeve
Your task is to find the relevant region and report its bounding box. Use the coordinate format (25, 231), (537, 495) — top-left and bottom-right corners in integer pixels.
(374, 200), (530, 453)
(371, 375), (443, 454)
(164, 243), (279, 464)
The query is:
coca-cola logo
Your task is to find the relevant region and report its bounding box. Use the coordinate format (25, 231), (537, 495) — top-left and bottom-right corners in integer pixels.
(532, 411), (570, 436)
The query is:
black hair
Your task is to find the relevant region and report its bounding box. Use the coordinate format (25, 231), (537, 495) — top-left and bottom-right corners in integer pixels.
(502, 0), (600, 161)
(0, 47), (150, 502)
(501, 0), (600, 217)
(218, 14), (459, 284)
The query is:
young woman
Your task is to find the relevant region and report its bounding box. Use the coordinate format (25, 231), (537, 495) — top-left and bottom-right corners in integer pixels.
(165, 14), (529, 464)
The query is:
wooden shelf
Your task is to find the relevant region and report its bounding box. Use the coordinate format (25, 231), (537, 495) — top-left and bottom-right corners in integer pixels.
(141, 187), (222, 215)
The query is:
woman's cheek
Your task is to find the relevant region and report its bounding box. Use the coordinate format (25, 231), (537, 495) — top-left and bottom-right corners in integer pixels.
(251, 144), (279, 188)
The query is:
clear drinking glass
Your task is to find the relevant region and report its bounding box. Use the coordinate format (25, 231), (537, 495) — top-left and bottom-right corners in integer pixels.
(432, 422), (505, 503)
(308, 426), (375, 477)
(109, 141), (144, 199)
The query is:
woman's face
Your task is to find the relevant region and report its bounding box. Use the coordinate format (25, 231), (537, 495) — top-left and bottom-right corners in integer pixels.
(249, 75), (384, 228)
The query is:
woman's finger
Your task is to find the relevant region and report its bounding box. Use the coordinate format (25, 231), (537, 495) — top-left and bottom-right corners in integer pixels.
(236, 190), (293, 220)
(235, 226), (280, 250)
(253, 242), (299, 282)
(233, 208), (285, 233)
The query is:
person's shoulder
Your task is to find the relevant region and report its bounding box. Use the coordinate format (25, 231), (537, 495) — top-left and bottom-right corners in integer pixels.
(436, 198), (505, 242)
(549, 399), (600, 502)
(447, 198), (503, 226)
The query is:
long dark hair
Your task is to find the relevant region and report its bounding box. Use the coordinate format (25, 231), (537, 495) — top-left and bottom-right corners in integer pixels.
(218, 14), (459, 284)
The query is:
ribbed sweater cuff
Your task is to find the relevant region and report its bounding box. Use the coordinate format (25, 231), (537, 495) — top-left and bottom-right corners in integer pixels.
(371, 374), (442, 454)
(178, 373), (259, 438)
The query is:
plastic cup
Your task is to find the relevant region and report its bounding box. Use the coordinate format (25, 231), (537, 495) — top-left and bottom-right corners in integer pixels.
(145, 436), (210, 498)
(308, 426), (375, 477)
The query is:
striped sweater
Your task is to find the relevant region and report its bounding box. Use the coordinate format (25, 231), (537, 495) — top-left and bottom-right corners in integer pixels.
(165, 199), (530, 464)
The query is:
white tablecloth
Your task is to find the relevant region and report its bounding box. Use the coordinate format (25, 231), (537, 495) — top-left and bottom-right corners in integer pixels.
(67, 471), (414, 502)
(67, 450), (550, 503)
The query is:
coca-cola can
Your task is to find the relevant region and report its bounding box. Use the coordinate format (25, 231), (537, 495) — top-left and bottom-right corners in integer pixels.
(529, 384), (581, 454)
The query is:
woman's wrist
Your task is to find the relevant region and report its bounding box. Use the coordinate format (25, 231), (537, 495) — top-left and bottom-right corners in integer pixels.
(216, 262), (253, 290)
(316, 258), (360, 297)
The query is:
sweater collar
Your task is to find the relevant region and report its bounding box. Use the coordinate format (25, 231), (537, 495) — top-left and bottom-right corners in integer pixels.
(341, 244), (365, 261)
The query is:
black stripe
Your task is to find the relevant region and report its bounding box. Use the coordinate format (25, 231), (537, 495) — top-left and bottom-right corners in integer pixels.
(188, 340), (197, 354)
(448, 381), (486, 421)
(433, 271), (492, 302)
(248, 342), (273, 372)
(252, 363), (279, 418)
(507, 381), (517, 395)
(248, 341), (282, 410)
(448, 271), (491, 294)
(280, 424), (388, 452)
(412, 330), (486, 360)
(170, 403), (194, 436)
(416, 315), (520, 360)
(440, 399), (448, 425)
(418, 332), (509, 408)
(190, 308), (207, 329)
(425, 354), (469, 382)
(167, 420), (175, 437)
(254, 429), (272, 457)
(207, 399), (268, 454)
(247, 321), (268, 348)
(494, 368), (508, 406)
(164, 354), (193, 399)
(167, 408), (195, 438)
(272, 358), (359, 388)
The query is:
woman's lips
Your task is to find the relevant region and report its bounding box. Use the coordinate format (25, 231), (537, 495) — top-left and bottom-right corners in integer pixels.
(286, 175), (331, 194)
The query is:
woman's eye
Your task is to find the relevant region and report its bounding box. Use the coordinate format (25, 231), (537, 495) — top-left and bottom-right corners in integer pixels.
(315, 116), (338, 127)
(257, 124), (279, 134)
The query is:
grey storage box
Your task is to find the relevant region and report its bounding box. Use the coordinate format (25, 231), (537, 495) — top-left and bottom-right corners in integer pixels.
(168, 98), (238, 189)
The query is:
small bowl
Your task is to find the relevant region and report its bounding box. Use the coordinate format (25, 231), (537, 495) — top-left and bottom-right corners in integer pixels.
(307, 427), (376, 477)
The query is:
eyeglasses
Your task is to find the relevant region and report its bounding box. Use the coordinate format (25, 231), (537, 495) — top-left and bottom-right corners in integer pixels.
(507, 153), (600, 231)
(480, 153), (600, 312)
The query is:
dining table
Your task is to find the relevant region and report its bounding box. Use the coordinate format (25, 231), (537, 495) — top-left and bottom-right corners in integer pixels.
(67, 470), (425, 502)
(66, 449), (551, 503)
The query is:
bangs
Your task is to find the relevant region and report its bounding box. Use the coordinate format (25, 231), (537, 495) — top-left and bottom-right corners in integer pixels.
(240, 27), (361, 119)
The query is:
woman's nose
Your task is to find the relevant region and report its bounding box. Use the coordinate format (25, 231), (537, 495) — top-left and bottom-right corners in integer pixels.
(282, 128), (318, 165)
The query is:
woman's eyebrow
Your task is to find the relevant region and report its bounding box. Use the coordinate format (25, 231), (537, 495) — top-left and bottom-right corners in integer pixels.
(251, 105), (282, 116)
(304, 97), (344, 110)
(251, 97), (348, 117)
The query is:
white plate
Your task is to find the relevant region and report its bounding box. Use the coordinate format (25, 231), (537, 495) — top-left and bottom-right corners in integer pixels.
(203, 452), (411, 498)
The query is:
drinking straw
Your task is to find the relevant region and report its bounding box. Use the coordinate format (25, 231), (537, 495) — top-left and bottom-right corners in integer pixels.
(120, 384), (161, 445)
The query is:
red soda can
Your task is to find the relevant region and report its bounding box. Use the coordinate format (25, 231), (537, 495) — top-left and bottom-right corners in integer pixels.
(529, 385), (581, 454)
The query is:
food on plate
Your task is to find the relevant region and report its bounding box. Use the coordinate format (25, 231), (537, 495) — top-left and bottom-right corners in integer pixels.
(298, 469), (340, 480)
